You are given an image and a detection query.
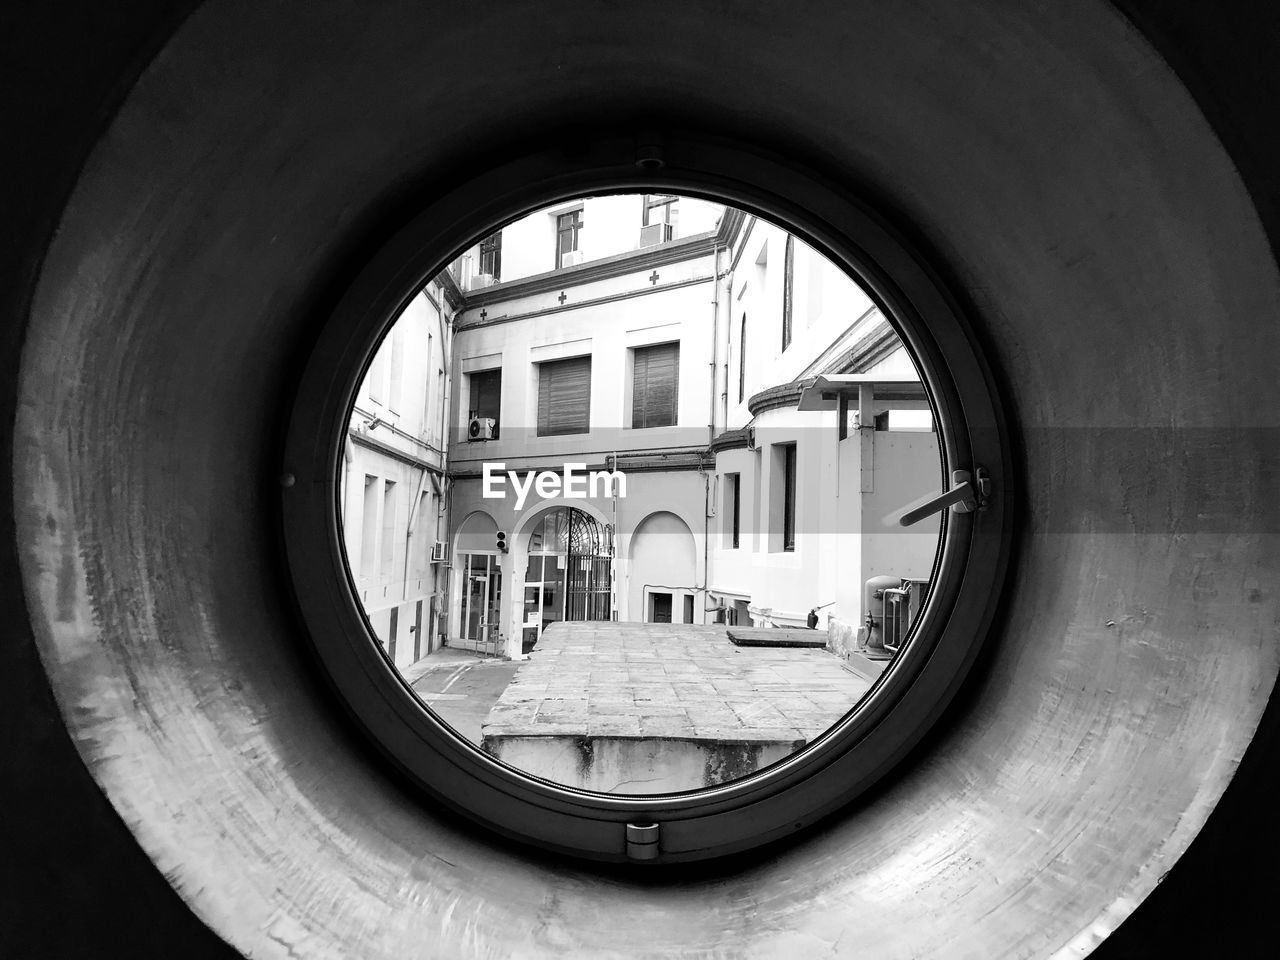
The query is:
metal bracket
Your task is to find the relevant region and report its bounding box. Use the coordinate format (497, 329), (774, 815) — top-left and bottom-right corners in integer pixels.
(626, 822), (660, 861)
(898, 466), (992, 526)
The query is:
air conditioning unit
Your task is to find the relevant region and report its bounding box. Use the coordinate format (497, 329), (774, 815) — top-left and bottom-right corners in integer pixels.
(560, 249), (584, 267)
(471, 272), (496, 289)
(431, 541), (449, 563)
(468, 416), (496, 441)
(639, 222), (674, 247)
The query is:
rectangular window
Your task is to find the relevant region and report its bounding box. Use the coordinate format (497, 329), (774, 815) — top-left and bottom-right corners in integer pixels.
(642, 194), (678, 227)
(412, 491), (431, 579)
(782, 443), (797, 552)
(421, 332), (433, 441)
(782, 234), (795, 351)
(631, 341), (680, 428)
(738, 313), (747, 403)
(361, 475), (379, 576)
(468, 368), (502, 438)
(367, 348), (387, 404)
(388, 325), (405, 412)
(381, 479), (398, 576)
(479, 231), (502, 280)
(556, 210), (582, 268)
(537, 355), (592, 436)
(682, 594), (694, 624)
(641, 195), (678, 245)
(730, 473), (741, 548)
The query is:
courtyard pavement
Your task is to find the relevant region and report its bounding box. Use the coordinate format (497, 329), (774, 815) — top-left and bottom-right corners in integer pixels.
(406, 647), (519, 744)
(482, 621), (871, 744)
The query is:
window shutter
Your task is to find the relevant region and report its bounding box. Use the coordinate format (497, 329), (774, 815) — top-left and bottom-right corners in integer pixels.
(632, 342), (679, 428)
(538, 356), (592, 436)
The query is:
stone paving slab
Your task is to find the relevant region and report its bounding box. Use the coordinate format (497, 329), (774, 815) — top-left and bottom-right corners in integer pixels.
(727, 627), (828, 648)
(482, 621), (871, 744)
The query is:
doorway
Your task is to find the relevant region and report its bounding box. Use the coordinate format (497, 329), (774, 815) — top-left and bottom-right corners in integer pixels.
(457, 552), (502, 654)
(520, 507), (612, 652)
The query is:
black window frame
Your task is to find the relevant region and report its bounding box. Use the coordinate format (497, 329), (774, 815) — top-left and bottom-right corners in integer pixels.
(782, 442), (797, 552)
(782, 234), (795, 351)
(738, 312), (747, 403)
(467, 368), (502, 439)
(479, 231), (502, 280)
(728, 472), (741, 549)
(281, 137), (1012, 868)
(642, 194), (677, 226)
(555, 210), (582, 268)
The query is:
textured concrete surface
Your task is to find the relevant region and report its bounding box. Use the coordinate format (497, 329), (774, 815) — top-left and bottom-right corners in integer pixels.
(479, 622), (869, 791)
(484, 622), (867, 742)
(408, 651), (519, 744)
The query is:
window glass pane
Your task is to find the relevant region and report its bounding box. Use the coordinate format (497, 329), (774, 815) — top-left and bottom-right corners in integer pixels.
(782, 444), (796, 552)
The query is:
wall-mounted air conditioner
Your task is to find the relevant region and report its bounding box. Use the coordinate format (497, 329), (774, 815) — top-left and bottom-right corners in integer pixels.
(639, 222), (674, 247)
(468, 417), (496, 441)
(431, 541), (449, 563)
(560, 250), (584, 267)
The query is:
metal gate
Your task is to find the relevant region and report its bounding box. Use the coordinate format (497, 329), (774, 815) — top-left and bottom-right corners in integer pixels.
(563, 508), (612, 622)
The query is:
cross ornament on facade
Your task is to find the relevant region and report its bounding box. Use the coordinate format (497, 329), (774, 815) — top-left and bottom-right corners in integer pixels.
(558, 291), (567, 304)
(648, 270), (660, 285)
(479, 309), (487, 321)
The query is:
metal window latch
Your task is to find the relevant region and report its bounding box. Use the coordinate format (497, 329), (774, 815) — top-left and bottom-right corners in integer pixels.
(626, 822), (660, 861)
(898, 467), (992, 527)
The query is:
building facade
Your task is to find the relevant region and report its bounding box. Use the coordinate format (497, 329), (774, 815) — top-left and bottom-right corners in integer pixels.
(429, 194), (943, 661)
(341, 278), (456, 670)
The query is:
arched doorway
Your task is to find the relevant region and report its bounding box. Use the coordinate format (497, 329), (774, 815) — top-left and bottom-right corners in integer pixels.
(628, 511), (698, 625)
(520, 506), (613, 653)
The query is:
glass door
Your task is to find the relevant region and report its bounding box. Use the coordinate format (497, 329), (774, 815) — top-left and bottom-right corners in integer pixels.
(459, 553), (501, 653)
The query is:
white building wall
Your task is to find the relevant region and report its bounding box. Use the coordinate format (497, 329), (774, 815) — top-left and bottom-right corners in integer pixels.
(723, 220), (882, 432)
(451, 253), (720, 468)
(341, 285), (452, 670)
(456, 195), (726, 289)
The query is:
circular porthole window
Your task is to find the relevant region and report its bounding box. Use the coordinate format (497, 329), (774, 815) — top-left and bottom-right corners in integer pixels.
(281, 133), (1012, 863)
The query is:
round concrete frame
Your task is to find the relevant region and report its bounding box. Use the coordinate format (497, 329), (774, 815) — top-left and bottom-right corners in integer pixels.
(280, 143), (1011, 861)
(12, 0), (1280, 957)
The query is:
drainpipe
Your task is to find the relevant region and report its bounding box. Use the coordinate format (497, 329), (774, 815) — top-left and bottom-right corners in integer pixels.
(721, 252), (732, 429)
(341, 437), (354, 524)
(698, 457), (711, 625)
(434, 293), (453, 647)
(708, 241), (720, 445)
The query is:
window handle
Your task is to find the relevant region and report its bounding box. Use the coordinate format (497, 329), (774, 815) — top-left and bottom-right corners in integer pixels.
(898, 468), (991, 527)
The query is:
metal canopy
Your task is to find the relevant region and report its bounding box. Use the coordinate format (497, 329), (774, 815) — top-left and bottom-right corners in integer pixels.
(795, 374), (927, 411)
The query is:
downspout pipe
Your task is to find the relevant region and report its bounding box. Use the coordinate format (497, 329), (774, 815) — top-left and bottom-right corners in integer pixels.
(708, 241), (720, 446)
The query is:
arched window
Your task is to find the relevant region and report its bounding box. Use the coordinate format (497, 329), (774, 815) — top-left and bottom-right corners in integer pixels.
(738, 312), (747, 403)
